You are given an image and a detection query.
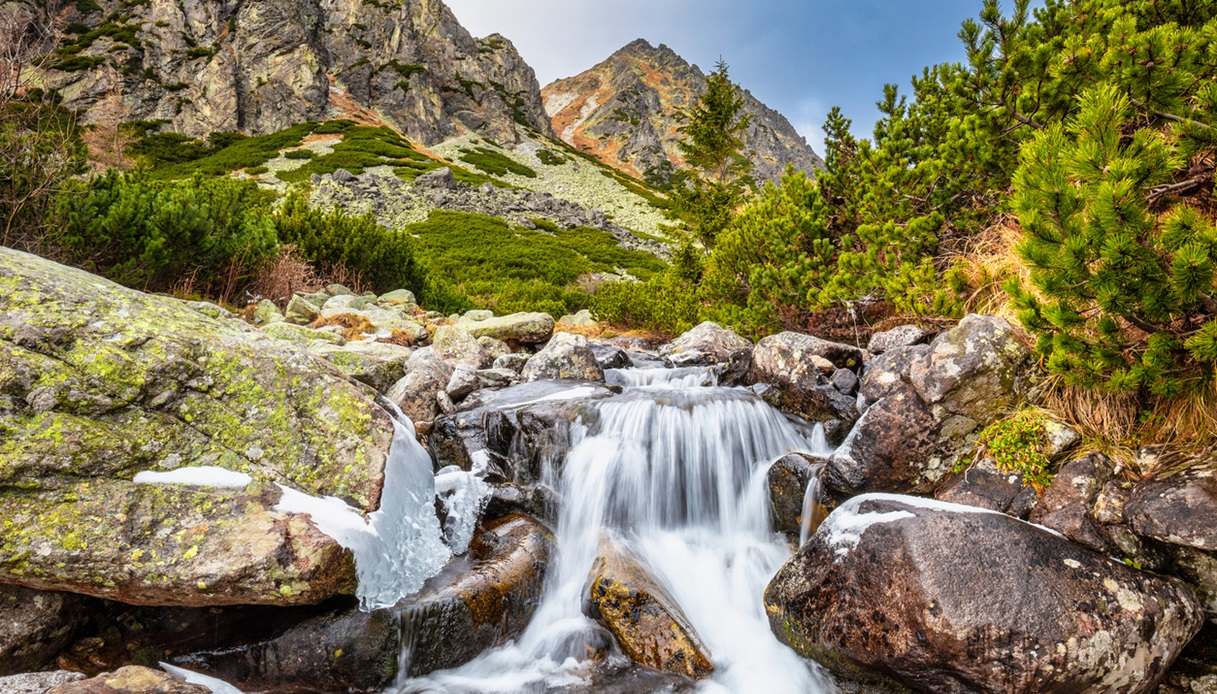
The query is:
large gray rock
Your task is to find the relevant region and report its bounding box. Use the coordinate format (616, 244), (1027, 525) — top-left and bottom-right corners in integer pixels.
(309, 340), (414, 393)
(178, 514), (552, 689)
(908, 314), (1032, 424)
(0, 248), (394, 606)
(751, 332), (861, 427)
(0, 671), (85, 694)
(659, 322), (752, 384)
(387, 349), (454, 433)
(432, 325), (492, 368)
(827, 383), (939, 495)
(765, 494), (1205, 693)
(460, 312), (555, 345)
(0, 586), (84, 675)
(1030, 454), (1116, 553)
(521, 333), (605, 382)
(859, 344), (930, 406)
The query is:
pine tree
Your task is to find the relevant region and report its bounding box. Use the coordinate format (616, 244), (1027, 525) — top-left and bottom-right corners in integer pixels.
(669, 59), (753, 248)
(1008, 84), (1217, 397)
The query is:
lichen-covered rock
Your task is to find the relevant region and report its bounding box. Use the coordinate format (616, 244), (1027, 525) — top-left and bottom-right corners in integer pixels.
(432, 325), (491, 368)
(584, 536), (714, 678)
(859, 344), (929, 406)
(284, 294), (322, 325)
(377, 289), (416, 308)
(0, 586), (84, 675)
(250, 299), (283, 326)
(47, 666), (208, 694)
(178, 514), (552, 688)
(765, 494), (1205, 693)
(866, 325), (931, 354)
(309, 340), (413, 393)
(660, 322), (752, 384)
(521, 333), (604, 382)
(445, 365), (481, 401)
(1125, 467), (1217, 552)
(908, 314), (1032, 423)
(460, 312), (555, 344)
(262, 321), (345, 346)
(751, 332), (861, 426)
(0, 671), (86, 694)
(1030, 454), (1115, 553)
(0, 248), (392, 605)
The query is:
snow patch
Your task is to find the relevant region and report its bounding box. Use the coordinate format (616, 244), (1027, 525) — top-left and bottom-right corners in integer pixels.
(133, 466), (252, 490)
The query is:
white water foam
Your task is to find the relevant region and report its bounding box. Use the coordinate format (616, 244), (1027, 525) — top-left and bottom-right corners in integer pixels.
(402, 372), (835, 693)
(274, 407), (451, 610)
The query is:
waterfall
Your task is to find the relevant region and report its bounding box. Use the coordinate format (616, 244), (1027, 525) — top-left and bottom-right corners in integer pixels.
(401, 367), (835, 692)
(799, 461), (829, 547)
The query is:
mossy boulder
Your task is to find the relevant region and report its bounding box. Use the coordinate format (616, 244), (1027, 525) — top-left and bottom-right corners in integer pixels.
(0, 248), (395, 606)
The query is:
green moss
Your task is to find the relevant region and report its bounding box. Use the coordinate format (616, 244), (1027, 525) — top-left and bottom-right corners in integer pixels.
(974, 409), (1054, 488)
(537, 149), (567, 166)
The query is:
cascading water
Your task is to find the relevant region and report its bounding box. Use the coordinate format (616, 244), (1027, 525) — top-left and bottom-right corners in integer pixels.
(402, 367), (836, 693)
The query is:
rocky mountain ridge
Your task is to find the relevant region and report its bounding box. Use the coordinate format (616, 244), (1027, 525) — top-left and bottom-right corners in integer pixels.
(33, 0), (553, 145)
(542, 39), (823, 183)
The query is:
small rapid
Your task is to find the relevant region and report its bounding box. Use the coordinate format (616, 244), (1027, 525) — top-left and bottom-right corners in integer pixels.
(401, 367), (835, 692)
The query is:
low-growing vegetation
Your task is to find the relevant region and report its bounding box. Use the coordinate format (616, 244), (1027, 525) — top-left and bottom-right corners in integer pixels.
(459, 146), (538, 178)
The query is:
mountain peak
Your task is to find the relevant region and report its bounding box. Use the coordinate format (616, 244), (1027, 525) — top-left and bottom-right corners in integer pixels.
(542, 43), (821, 183)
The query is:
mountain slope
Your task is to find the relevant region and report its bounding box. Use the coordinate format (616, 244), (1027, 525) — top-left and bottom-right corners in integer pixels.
(38, 0), (553, 145)
(541, 39), (823, 183)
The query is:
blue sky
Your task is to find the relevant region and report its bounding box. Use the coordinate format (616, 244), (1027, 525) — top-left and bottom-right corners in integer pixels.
(445, 0), (993, 155)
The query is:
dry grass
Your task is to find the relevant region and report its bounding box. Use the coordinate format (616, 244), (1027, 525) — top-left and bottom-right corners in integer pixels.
(556, 320), (666, 344)
(312, 313), (376, 341)
(948, 216), (1027, 320)
(249, 246), (322, 304)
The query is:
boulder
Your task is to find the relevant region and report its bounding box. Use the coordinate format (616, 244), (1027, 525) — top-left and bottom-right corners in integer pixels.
(751, 332), (861, 426)
(521, 333), (605, 382)
(0, 671), (86, 693)
(249, 299), (283, 326)
(584, 536), (714, 679)
(659, 321), (752, 384)
(866, 324), (931, 354)
(387, 349), (454, 432)
(908, 314), (1032, 424)
(767, 453), (830, 539)
(432, 325), (491, 368)
(558, 309), (597, 327)
(589, 341), (632, 370)
(445, 365), (481, 401)
(0, 248), (392, 606)
(47, 666), (207, 694)
(377, 289), (416, 308)
(0, 586), (84, 675)
(1030, 454), (1115, 553)
(493, 352), (530, 373)
(460, 312), (555, 344)
(830, 368), (858, 395)
(309, 340), (413, 393)
(765, 494), (1205, 693)
(475, 368), (517, 390)
(178, 515), (552, 688)
(476, 336), (512, 362)
(827, 383), (939, 495)
(934, 459), (1038, 518)
(859, 344), (929, 406)
(1125, 467), (1217, 552)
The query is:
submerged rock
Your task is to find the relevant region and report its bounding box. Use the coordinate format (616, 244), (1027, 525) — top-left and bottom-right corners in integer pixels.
(765, 494), (1204, 693)
(0, 585), (83, 675)
(522, 333), (605, 382)
(0, 248), (393, 606)
(584, 537), (714, 679)
(179, 514), (553, 688)
(659, 322), (752, 384)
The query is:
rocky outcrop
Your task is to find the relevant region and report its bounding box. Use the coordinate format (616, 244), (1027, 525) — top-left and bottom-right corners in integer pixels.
(179, 514), (552, 689)
(765, 494), (1204, 693)
(584, 536), (714, 678)
(542, 39), (822, 182)
(0, 248), (396, 606)
(521, 333), (605, 382)
(41, 0), (553, 146)
(47, 666), (208, 694)
(659, 321), (752, 384)
(0, 586), (84, 675)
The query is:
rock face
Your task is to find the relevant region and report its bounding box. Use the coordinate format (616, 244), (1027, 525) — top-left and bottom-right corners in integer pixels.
(0, 586), (83, 675)
(584, 537), (714, 678)
(765, 494), (1204, 693)
(0, 248), (395, 606)
(180, 514), (552, 689)
(40, 0), (553, 145)
(542, 39), (822, 183)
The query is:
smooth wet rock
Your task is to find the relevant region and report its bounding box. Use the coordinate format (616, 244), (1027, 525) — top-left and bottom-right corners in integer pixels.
(934, 458), (1038, 518)
(751, 332), (861, 425)
(521, 333), (605, 382)
(585, 536), (714, 679)
(767, 453), (830, 539)
(827, 383), (939, 495)
(180, 515), (553, 688)
(765, 494), (1205, 693)
(659, 322), (752, 384)
(0, 248), (391, 606)
(0, 585), (84, 675)
(47, 666), (208, 693)
(0, 671), (86, 694)
(589, 341), (632, 370)
(460, 312), (555, 344)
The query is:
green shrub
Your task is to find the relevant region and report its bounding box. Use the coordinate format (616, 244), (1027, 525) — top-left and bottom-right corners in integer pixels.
(0, 97), (88, 251)
(974, 411), (1053, 489)
(458, 146), (537, 178)
(153, 123), (317, 179)
(52, 172), (278, 293)
(275, 126), (429, 183)
(273, 192), (425, 296)
(537, 149), (566, 166)
(283, 149), (315, 160)
(592, 272), (700, 336)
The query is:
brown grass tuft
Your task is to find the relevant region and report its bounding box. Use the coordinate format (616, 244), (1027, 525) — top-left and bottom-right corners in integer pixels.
(947, 216), (1028, 320)
(312, 313), (375, 341)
